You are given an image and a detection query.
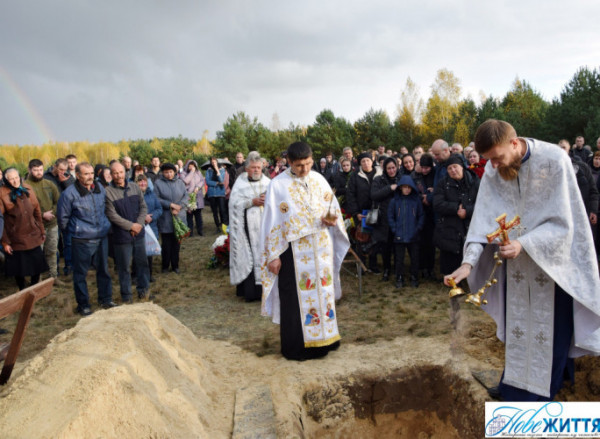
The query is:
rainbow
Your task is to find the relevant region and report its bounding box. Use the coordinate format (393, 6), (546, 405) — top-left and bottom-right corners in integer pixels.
(0, 65), (54, 145)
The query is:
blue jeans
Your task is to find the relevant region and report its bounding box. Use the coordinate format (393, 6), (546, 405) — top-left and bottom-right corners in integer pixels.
(114, 238), (149, 300)
(72, 237), (113, 308)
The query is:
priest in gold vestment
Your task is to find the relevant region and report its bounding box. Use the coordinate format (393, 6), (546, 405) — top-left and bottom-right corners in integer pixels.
(260, 142), (350, 360)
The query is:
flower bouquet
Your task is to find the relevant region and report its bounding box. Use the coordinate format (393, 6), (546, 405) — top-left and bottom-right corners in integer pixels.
(186, 192), (197, 211)
(173, 214), (191, 243)
(208, 234), (230, 268)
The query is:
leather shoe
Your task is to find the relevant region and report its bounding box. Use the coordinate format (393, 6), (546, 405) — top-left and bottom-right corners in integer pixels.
(149, 276), (156, 283)
(382, 269), (390, 282)
(78, 306), (92, 316)
(101, 301), (119, 309)
(161, 268), (169, 274)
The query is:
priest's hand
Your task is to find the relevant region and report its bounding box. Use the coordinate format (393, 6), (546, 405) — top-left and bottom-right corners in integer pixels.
(252, 195), (265, 206)
(268, 258), (281, 275)
(444, 263), (472, 286)
(499, 240), (522, 259)
(321, 216), (337, 227)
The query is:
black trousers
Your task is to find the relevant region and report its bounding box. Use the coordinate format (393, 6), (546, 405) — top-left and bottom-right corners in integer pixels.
(394, 242), (419, 277)
(278, 247), (339, 361)
(208, 197), (228, 228)
(186, 208), (203, 235)
(160, 233), (180, 270)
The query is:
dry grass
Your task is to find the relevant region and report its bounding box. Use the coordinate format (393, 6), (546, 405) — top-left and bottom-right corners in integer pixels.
(0, 211), (496, 364)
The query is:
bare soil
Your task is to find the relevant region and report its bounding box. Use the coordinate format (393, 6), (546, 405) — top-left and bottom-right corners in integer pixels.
(0, 214), (598, 437)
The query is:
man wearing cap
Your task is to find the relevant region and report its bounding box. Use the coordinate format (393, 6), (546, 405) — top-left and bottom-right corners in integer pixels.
(446, 119), (600, 401)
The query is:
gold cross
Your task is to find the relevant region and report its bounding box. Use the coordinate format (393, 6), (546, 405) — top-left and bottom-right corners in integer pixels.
(486, 213), (521, 245)
(305, 297), (316, 306)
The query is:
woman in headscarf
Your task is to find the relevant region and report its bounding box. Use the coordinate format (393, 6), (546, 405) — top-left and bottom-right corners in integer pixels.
(433, 155), (480, 275)
(135, 174), (162, 282)
(154, 163), (188, 274)
(0, 168), (48, 290)
(181, 159), (205, 237)
(370, 156), (400, 281)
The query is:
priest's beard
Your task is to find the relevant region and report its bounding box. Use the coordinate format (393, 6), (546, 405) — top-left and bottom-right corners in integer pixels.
(498, 155), (521, 181)
(248, 172), (261, 181)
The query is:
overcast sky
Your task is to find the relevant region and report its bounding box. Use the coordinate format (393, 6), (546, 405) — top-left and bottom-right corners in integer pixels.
(1, 0), (599, 145)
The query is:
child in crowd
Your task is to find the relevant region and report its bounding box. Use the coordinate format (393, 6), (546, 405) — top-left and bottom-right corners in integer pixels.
(388, 175), (424, 288)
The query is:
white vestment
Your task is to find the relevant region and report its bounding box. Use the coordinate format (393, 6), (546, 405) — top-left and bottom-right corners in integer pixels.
(260, 169), (350, 347)
(463, 138), (600, 397)
(229, 173), (271, 286)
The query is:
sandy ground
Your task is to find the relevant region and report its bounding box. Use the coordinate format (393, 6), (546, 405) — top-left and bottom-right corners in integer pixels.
(0, 303), (493, 438)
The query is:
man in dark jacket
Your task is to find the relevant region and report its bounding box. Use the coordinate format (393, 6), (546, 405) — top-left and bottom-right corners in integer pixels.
(44, 157), (75, 275)
(57, 162), (115, 316)
(105, 162), (150, 303)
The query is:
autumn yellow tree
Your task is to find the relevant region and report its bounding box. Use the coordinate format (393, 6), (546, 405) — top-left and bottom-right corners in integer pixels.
(420, 68), (462, 144)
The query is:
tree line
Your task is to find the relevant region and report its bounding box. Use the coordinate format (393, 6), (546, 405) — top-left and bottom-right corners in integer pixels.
(1, 66), (599, 172)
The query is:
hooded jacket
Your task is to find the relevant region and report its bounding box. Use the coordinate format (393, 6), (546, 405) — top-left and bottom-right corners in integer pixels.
(387, 175), (424, 243)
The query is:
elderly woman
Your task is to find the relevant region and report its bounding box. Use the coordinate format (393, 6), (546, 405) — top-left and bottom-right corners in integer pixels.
(136, 174), (162, 282)
(182, 160), (205, 237)
(154, 163), (188, 274)
(205, 157), (229, 231)
(433, 155), (480, 275)
(131, 164), (153, 190)
(0, 168), (48, 290)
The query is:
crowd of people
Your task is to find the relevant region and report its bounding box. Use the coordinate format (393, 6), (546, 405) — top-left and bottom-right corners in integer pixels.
(1, 124), (600, 400)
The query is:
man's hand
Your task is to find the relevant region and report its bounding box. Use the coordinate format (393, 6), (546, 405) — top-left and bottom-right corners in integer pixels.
(444, 263), (472, 286)
(591, 212), (597, 225)
(499, 240), (522, 259)
(145, 214), (153, 224)
(4, 244), (13, 256)
(42, 211), (55, 221)
(252, 194), (265, 207)
(268, 258), (281, 275)
(130, 223), (143, 236)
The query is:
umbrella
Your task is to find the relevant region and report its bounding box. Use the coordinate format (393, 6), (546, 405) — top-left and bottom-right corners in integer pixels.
(200, 159), (233, 170)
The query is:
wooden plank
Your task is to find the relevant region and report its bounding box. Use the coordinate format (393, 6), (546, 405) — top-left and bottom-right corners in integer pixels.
(0, 278), (54, 385)
(0, 292), (35, 384)
(0, 278), (54, 319)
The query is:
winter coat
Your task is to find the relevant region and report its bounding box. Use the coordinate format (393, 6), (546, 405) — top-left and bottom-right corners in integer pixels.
(346, 167), (382, 219)
(181, 160), (206, 209)
(143, 187), (163, 239)
(432, 169), (480, 254)
(571, 158), (599, 216)
(331, 170), (353, 212)
(206, 167), (227, 198)
(370, 171), (400, 243)
(0, 184), (45, 251)
(43, 168), (75, 193)
(387, 175), (424, 243)
(57, 181), (111, 240)
(154, 174), (187, 234)
(105, 181), (147, 244)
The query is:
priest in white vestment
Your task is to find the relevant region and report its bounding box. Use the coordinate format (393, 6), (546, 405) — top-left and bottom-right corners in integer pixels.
(229, 151), (271, 301)
(446, 119), (600, 401)
(260, 142), (350, 361)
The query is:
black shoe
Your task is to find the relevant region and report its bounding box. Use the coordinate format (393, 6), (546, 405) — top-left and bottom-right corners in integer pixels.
(161, 268), (169, 274)
(122, 298), (133, 305)
(172, 268), (180, 274)
(63, 266), (73, 276)
(0, 328), (9, 335)
(395, 275), (404, 288)
(382, 269), (390, 282)
(410, 275), (419, 288)
(101, 301), (119, 309)
(78, 306), (92, 316)
(370, 267), (381, 274)
(149, 276), (156, 283)
(487, 386), (502, 400)
(198, 232), (204, 236)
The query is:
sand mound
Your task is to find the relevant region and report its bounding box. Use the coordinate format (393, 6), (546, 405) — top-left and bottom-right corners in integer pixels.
(0, 304), (236, 439)
(0, 303), (488, 438)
